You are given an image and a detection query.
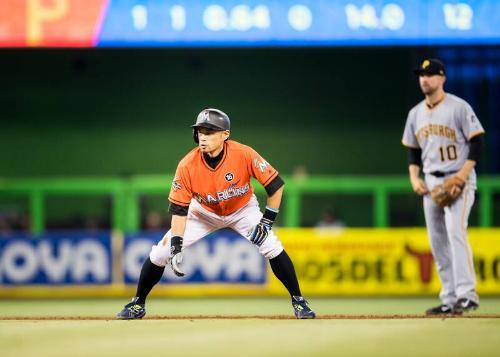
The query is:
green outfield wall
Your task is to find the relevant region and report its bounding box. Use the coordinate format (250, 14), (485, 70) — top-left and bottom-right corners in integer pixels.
(0, 48), (494, 178)
(1, 175), (499, 233)
(1, 48), (496, 227)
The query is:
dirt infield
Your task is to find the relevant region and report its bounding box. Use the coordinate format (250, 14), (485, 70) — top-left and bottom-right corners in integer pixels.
(2, 314), (500, 321)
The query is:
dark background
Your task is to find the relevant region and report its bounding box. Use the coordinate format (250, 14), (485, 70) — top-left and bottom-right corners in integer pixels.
(0, 46), (498, 228)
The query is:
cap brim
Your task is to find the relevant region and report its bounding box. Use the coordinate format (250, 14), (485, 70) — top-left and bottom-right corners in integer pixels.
(413, 69), (444, 76)
(191, 123), (227, 131)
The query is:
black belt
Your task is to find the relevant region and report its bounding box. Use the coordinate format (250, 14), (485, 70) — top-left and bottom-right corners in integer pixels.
(430, 171), (457, 177)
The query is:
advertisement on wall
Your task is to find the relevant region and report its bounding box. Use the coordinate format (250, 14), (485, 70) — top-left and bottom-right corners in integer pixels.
(273, 228), (500, 296)
(0, 232), (112, 284)
(1, 228), (499, 297)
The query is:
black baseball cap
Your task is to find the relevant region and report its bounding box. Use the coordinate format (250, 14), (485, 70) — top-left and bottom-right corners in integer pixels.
(413, 58), (446, 76)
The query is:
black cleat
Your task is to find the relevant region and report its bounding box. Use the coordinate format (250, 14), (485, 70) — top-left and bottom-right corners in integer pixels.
(425, 304), (460, 316)
(116, 297), (146, 320)
(292, 296), (316, 319)
(453, 298), (479, 313)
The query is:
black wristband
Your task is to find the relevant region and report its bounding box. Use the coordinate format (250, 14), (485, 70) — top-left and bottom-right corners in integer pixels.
(171, 236), (183, 255)
(262, 207), (278, 226)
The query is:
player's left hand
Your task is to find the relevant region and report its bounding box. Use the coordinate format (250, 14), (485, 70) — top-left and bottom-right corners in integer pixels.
(248, 207), (278, 247)
(431, 175), (466, 208)
(249, 218), (273, 246)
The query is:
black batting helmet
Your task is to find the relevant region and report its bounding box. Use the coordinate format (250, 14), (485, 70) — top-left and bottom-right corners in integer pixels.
(192, 108), (231, 143)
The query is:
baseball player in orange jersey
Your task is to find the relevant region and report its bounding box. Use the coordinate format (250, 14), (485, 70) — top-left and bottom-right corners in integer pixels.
(117, 108), (315, 319)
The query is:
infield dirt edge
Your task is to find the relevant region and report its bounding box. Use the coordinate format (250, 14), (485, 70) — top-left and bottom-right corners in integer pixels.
(2, 314), (500, 321)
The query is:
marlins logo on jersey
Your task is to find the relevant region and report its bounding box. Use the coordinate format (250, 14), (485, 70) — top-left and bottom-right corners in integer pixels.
(253, 158), (270, 174)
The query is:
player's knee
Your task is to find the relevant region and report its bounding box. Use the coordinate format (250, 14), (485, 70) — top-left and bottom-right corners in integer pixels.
(258, 233), (284, 259)
(149, 243), (170, 267)
(149, 232), (172, 267)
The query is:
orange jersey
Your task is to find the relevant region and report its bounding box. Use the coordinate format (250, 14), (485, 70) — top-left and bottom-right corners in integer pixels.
(169, 140), (279, 216)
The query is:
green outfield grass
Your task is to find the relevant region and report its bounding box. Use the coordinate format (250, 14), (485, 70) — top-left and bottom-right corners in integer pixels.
(1, 298), (500, 357)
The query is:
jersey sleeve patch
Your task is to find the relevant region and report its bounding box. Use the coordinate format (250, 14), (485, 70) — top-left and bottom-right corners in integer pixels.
(168, 164), (193, 205)
(460, 102), (485, 139)
(171, 179), (182, 192)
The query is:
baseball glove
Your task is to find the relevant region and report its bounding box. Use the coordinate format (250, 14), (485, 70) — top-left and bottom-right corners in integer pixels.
(431, 176), (466, 208)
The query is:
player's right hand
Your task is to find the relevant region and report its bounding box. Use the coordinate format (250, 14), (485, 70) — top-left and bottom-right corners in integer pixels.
(170, 235), (185, 277)
(411, 178), (429, 195)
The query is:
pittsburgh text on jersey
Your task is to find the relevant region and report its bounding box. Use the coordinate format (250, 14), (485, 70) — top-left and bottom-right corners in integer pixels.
(416, 124), (457, 143)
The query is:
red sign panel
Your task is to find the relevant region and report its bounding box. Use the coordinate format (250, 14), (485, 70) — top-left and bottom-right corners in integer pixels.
(0, 0), (107, 47)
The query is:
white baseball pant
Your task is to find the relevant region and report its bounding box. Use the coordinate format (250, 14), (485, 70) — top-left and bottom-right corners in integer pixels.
(149, 194), (284, 267)
(423, 173), (479, 305)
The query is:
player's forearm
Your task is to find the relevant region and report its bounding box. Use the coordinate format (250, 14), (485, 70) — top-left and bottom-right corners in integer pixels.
(456, 160), (476, 181)
(171, 214), (188, 237)
(266, 185), (283, 210)
(408, 164), (421, 180)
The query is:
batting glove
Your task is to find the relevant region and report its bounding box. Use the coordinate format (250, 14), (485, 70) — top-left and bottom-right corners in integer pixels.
(249, 207), (279, 247)
(170, 235), (185, 277)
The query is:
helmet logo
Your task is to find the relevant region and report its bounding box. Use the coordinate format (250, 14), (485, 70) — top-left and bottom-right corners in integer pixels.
(422, 60), (430, 69)
(201, 111), (210, 122)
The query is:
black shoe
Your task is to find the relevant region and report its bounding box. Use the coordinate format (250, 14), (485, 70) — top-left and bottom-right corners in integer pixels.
(116, 297), (146, 320)
(291, 296), (316, 319)
(425, 304), (459, 316)
(453, 298), (479, 313)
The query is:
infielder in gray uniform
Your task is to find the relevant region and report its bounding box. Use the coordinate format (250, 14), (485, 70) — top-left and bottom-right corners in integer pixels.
(402, 59), (485, 315)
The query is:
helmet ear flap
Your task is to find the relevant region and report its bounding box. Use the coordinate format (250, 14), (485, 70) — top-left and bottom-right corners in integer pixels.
(193, 128), (199, 143)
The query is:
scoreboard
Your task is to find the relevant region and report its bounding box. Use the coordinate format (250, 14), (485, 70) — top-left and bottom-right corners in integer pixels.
(0, 0), (499, 47)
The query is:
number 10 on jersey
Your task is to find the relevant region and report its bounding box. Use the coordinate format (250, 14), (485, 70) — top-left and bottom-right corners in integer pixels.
(439, 144), (457, 161)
